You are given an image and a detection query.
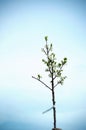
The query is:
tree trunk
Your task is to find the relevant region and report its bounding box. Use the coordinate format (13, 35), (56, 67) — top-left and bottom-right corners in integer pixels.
(51, 66), (56, 128)
(52, 90), (56, 128)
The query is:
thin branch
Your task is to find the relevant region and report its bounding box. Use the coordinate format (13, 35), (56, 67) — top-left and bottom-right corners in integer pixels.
(42, 106), (53, 114)
(43, 48), (47, 55)
(53, 65), (64, 82)
(48, 66), (52, 74)
(32, 76), (52, 91)
(54, 81), (59, 88)
(47, 57), (52, 74)
(53, 75), (57, 80)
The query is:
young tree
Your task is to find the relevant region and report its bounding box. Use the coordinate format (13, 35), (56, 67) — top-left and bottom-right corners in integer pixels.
(32, 36), (67, 130)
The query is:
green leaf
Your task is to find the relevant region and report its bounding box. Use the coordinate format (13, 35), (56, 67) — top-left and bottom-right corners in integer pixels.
(58, 63), (61, 67)
(37, 74), (42, 79)
(45, 36), (48, 41)
(50, 43), (53, 51)
(64, 57), (67, 61)
(45, 68), (49, 72)
(57, 71), (61, 77)
(41, 48), (46, 54)
(42, 59), (46, 63)
(48, 73), (52, 77)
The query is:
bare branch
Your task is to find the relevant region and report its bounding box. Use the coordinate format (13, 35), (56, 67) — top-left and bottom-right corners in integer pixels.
(42, 106), (53, 114)
(53, 75), (57, 80)
(54, 83), (59, 88)
(32, 76), (52, 91)
(54, 82), (59, 88)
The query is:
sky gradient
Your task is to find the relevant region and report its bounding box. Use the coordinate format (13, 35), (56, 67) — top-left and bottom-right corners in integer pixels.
(0, 0), (86, 130)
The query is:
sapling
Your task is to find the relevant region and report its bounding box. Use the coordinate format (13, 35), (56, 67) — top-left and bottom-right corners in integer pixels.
(32, 36), (67, 129)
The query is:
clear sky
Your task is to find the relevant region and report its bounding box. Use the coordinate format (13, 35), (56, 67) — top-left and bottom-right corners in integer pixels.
(0, 0), (86, 130)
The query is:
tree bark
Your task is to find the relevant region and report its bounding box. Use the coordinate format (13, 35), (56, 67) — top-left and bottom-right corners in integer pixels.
(52, 88), (56, 128)
(51, 67), (56, 128)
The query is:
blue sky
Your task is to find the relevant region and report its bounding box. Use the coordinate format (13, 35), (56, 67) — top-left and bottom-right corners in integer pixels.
(0, 0), (86, 130)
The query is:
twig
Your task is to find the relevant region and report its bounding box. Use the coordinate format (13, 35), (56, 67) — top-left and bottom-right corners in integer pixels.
(42, 106), (53, 114)
(32, 76), (52, 91)
(54, 82), (59, 88)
